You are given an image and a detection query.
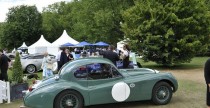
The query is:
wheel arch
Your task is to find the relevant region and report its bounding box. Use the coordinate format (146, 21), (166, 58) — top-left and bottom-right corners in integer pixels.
(53, 89), (85, 108)
(154, 79), (175, 92)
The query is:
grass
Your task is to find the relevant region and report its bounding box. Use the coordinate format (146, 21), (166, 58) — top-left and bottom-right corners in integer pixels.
(0, 57), (209, 108)
(1, 70), (43, 108)
(7, 69), (43, 85)
(138, 57), (208, 69)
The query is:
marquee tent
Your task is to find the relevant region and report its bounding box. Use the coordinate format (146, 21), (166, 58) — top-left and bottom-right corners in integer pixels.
(76, 41), (92, 47)
(28, 35), (51, 54)
(52, 30), (79, 46)
(48, 30), (79, 55)
(18, 42), (28, 50)
(94, 41), (109, 46)
(61, 42), (75, 47)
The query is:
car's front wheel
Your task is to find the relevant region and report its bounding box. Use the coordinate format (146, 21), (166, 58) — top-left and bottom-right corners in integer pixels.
(54, 90), (83, 108)
(152, 82), (172, 105)
(26, 64), (36, 73)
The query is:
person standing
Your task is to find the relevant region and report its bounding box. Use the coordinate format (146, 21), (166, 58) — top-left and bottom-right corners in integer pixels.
(204, 58), (210, 108)
(0, 49), (11, 81)
(41, 52), (53, 79)
(65, 49), (74, 61)
(121, 44), (130, 68)
(101, 45), (119, 66)
(59, 48), (68, 69)
(56, 47), (62, 71)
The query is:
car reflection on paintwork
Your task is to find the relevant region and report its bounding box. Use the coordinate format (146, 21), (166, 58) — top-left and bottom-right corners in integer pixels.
(20, 53), (56, 73)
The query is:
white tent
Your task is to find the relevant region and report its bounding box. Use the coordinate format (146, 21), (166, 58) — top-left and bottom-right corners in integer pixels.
(28, 35), (52, 54)
(48, 30), (79, 55)
(12, 48), (16, 53)
(52, 30), (79, 45)
(18, 42), (28, 50)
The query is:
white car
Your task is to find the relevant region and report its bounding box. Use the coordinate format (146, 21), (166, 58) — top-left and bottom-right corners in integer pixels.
(20, 54), (57, 73)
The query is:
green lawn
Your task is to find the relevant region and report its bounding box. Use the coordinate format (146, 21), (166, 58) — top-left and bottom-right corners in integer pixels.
(7, 69), (43, 85)
(138, 57), (208, 69)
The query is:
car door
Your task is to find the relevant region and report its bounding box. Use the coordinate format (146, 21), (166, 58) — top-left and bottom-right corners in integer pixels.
(87, 63), (124, 105)
(32, 55), (44, 69)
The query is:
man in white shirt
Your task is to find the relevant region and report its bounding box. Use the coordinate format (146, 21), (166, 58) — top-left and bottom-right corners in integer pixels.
(56, 47), (62, 71)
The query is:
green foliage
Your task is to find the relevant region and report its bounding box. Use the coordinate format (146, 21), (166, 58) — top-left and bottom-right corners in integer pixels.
(42, 0), (134, 44)
(2, 5), (42, 49)
(12, 52), (23, 83)
(72, 0), (134, 44)
(0, 23), (5, 48)
(122, 0), (210, 65)
(42, 2), (66, 42)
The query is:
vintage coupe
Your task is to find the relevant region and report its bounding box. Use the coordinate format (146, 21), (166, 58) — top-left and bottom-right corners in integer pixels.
(23, 57), (178, 108)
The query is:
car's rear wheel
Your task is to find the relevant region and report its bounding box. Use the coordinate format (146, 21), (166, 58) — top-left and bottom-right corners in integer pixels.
(54, 90), (83, 108)
(26, 64), (36, 73)
(152, 82), (172, 105)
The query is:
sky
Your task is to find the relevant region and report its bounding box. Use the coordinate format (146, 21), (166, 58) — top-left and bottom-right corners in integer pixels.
(0, 0), (72, 22)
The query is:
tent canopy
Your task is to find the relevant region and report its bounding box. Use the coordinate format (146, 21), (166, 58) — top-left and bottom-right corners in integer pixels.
(29, 35), (51, 48)
(76, 41), (92, 47)
(61, 42), (75, 47)
(52, 30), (79, 46)
(94, 41), (109, 46)
(18, 42), (28, 50)
(28, 35), (51, 54)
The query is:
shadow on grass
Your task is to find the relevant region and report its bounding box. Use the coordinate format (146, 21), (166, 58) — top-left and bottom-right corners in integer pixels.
(86, 100), (154, 108)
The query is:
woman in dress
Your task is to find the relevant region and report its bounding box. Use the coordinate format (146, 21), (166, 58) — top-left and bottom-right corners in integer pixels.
(42, 52), (53, 79)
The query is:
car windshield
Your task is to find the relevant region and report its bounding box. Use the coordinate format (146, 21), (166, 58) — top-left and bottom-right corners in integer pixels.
(21, 55), (30, 59)
(58, 61), (71, 75)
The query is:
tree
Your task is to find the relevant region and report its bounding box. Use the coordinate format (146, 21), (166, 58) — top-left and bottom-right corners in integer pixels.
(42, 2), (67, 42)
(122, 0), (210, 65)
(71, 0), (134, 43)
(2, 5), (42, 49)
(42, 0), (134, 44)
(12, 52), (23, 83)
(0, 22), (5, 48)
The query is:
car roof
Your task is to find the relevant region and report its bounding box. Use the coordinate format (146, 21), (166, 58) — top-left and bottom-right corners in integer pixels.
(68, 57), (114, 66)
(59, 57), (115, 76)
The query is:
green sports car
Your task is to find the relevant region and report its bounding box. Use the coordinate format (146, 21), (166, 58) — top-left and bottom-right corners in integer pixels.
(23, 57), (178, 108)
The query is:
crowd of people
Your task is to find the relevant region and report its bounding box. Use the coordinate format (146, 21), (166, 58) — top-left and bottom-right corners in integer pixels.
(41, 44), (131, 79)
(0, 44), (131, 81)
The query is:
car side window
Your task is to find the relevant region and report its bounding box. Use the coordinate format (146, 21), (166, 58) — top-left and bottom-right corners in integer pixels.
(33, 55), (44, 59)
(111, 66), (122, 78)
(87, 63), (113, 80)
(74, 65), (88, 79)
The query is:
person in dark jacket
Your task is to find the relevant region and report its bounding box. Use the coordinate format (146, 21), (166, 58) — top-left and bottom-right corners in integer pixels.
(0, 49), (11, 81)
(204, 58), (210, 108)
(65, 49), (74, 61)
(59, 48), (68, 69)
(101, 45), (119, 66)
